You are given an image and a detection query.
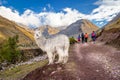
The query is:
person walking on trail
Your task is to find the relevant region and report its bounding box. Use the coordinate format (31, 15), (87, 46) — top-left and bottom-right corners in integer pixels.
(91, 31), (96, 44)
(81, 33), (84, 43)
(84, 33), (88, 43)
(77, 34), (81, 42)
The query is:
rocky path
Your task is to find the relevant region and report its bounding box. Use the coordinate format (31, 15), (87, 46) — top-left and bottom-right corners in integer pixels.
(23, 43), (120, 80)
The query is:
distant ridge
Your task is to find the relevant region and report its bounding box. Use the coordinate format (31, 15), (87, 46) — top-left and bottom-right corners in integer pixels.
(58, 19), (99, 38)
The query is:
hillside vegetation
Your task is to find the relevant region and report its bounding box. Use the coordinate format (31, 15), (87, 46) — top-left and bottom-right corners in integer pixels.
(97, 13), (120, 49)
(0, 60), (48, 80)
(104, 18), (120, 30)
(0, 16), (35, 45)
(0, 35), (22, 64)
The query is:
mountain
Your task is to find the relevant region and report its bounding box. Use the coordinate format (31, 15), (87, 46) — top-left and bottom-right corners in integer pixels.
(103, 13), (120, 30)
(47, 26), (59, 35)
(97, 12), (120, 49)
(38, 19), (99, 38)
(38, 25), (59, 37)
(108, 13), (120, 24)
(96, 13), (120, 36)
(0, 15), (35, 45)
(57, 26), (68, 31)
(58, 19), (99, 38)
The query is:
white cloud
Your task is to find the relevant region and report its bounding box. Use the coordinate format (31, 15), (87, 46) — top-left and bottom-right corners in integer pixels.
(46, 4), (54, 11)
(42, 7), (47, 11)
(0, 0), (120, 28)
(99, 22), (104, 25)
(0, 6), (21, 21)
(88, 5), (120, 21)
(37, 8), (85, 27)
(21, 9), (41, 27)
(0, 6), (41, 27)
(90, 0), (120, 26)
(0, 6), (87, 27)
(94, 0), (120, 6)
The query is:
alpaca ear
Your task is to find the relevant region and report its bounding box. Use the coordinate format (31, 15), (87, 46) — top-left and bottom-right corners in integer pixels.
(34, 28), (38, 33)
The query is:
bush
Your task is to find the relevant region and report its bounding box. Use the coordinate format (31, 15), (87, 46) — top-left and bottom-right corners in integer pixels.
(69, 37), (77, 44)
(0, 35), (22, 64)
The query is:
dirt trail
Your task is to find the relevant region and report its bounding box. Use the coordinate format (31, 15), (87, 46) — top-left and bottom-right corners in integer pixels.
(23, 43), (120, 80)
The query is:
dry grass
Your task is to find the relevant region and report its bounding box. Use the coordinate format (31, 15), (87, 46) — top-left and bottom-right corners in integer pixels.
(105, 18), (120, 30)
(0, 33), (6, 39)
(0, 16), (35, 44)
(0, 60), (48, 80)
(48, 27), (59, 35)
(16, 26), (34, 41)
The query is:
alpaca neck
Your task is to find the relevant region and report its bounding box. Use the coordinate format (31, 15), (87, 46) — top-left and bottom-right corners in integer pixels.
(36, 36), (46, 50)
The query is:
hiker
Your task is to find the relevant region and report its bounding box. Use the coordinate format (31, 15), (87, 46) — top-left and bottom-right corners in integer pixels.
(91, 31), (96, 44)
(84, 33), (88, 43)
(81, 33), (84, 43)
(77, 34), (81, 42)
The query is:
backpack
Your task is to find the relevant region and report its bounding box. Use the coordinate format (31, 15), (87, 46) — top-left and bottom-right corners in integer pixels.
(92, 32), (95, 37)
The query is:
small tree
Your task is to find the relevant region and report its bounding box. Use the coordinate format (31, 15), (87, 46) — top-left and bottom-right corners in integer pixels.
(0, 35), (21, 64)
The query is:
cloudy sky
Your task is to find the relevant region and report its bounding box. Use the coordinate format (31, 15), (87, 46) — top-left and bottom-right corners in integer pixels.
(0, 0), (120, 28)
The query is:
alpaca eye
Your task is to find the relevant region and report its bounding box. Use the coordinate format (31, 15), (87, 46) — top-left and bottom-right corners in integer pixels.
(36, 34), (38, 37)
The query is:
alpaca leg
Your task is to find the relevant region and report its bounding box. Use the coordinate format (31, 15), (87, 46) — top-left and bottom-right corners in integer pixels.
(47, 52), (53, 65)
(62, 54), (68, 64)
(63, 47), (69, 64)
(56, 49), (64, 63)
(63, 55), (68, 64)
(52, 53), (56, 63)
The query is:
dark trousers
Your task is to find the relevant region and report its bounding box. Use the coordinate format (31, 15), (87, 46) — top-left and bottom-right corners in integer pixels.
(92, 36), (96, 41)
(81, 37), (84, 43)
(85, 38), (88, 42)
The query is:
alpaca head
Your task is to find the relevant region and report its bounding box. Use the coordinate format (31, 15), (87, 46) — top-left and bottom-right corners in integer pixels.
(34, 30), (43, 39)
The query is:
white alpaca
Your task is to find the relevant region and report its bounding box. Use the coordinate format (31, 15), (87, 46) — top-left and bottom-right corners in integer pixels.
(34, 29), (69, 64)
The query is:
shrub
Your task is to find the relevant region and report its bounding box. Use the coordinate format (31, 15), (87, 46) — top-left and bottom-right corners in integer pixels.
(0, 35), (22, 64)
(69, 37), (77, 44)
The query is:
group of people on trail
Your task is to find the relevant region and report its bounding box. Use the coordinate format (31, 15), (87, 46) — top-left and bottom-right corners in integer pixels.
(77, 31), (96, 43)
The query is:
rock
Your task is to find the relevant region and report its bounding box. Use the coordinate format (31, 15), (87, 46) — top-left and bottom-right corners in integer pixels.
(1, 61), (8, 67)
(57, 67), (62, 71)
(96, 70), (99, 72)
(43, 70), (45, 74)
(50, 71), (57, 76)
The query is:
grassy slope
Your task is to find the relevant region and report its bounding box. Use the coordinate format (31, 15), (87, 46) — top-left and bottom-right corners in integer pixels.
(105, 28), (120, 49)
(105, 18), (120, 30)
(97, 17), (120, 49)
(0, 16), (34, 44)
(0, 60), (48, 80)
(16, 26), (34, 41)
